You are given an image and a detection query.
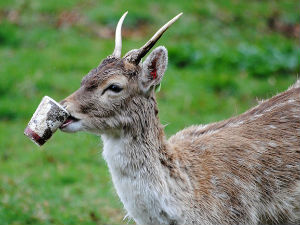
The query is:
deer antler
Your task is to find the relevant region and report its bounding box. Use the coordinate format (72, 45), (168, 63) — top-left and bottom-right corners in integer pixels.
(111, 11), (128, 58)
(124, 12), (183, 64)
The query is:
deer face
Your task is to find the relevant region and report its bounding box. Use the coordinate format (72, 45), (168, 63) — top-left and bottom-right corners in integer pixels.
(60, 58), (137, 134)
(59, 12), (181, 135)
(60, 47), (168, 134)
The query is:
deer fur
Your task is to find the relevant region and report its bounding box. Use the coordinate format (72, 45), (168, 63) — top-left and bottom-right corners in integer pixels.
(60, 14), (300, 225)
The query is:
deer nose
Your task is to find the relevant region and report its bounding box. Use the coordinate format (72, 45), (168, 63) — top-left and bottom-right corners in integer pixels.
(59, 96), (77, 113)
(59, 99), (68, 108)
(59, 92), (77, 111)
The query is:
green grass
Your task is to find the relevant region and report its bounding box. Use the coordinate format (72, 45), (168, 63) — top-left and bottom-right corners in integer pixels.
(0, 0), (299, 224)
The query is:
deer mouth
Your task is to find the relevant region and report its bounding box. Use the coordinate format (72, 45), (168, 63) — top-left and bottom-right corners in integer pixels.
(60, 115), (80, 129)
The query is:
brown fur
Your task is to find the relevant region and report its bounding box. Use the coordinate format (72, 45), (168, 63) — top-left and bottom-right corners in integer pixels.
(60, 45), (300, 225)
(167, 83), (300, 224)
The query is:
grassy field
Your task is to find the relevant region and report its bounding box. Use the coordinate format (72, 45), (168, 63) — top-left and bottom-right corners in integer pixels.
(0, 0), (299, 224)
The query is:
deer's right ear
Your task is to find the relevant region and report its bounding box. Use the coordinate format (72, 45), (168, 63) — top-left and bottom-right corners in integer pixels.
(139, 46), (168, 93)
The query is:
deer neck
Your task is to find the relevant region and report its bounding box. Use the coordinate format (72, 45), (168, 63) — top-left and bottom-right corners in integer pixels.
(100, 96), (187, 224)
(101, 95), (167, 173)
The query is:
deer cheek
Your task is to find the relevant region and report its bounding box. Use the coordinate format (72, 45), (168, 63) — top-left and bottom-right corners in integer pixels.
(79, 101), (98, 115)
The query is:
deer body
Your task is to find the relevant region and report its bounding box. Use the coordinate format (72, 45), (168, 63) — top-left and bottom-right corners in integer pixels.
(101, 81), (300, 225)
(60, 13), (300, 225)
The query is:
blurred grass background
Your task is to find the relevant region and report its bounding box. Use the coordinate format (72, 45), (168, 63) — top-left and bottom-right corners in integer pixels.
(0, 0), (299, 224)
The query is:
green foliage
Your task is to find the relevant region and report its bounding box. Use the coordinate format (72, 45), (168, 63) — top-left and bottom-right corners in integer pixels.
(0, 0), (299, 224)
(0, 22), (20, 47)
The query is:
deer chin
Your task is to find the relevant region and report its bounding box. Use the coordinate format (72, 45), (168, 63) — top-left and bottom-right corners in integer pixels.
(60, 115), (83, 133)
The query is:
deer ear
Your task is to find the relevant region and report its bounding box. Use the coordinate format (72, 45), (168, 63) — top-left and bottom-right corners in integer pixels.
(139, 46), (168, 92)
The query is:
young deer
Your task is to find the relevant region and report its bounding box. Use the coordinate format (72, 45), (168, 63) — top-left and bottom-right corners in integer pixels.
(59, 12), (300, 225)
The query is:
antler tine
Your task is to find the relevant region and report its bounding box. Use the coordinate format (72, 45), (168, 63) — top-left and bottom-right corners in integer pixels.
(111, 11), (128, 58)
(131, 12), (183, 63)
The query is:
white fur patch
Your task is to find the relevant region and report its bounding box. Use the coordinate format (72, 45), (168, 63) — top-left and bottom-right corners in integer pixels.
(101, 134), (184, 225)
(60, 120), (83, 133)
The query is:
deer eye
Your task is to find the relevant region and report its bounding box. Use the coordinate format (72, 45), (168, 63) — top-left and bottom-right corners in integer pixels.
(108, 84), (122, 93)
(102, 84), (123, 95)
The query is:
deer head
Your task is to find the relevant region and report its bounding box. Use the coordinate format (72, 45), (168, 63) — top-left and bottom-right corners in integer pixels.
(60, 12), (182, 135)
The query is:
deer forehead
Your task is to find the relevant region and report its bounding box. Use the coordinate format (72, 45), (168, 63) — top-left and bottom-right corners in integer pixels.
(101, 75), (129, 88)
(81, 59), (140, 89)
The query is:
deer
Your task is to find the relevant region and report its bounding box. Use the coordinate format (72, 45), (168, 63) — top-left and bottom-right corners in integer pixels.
(59, 12), (300, 225)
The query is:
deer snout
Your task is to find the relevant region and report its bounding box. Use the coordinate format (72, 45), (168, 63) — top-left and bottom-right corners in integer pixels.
(60, 93), (79, 116)
(59, 99), (67, 107)
(59, 95), (83, 133)
(60, 92), (76, 108)
(59, 98), (73, 112)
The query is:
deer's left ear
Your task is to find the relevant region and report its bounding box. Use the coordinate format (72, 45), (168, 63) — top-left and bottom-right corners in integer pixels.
(139, 46), (168, 92)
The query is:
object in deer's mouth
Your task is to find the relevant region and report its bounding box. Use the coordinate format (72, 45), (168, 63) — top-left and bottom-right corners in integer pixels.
(24, 96), (70, 146)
